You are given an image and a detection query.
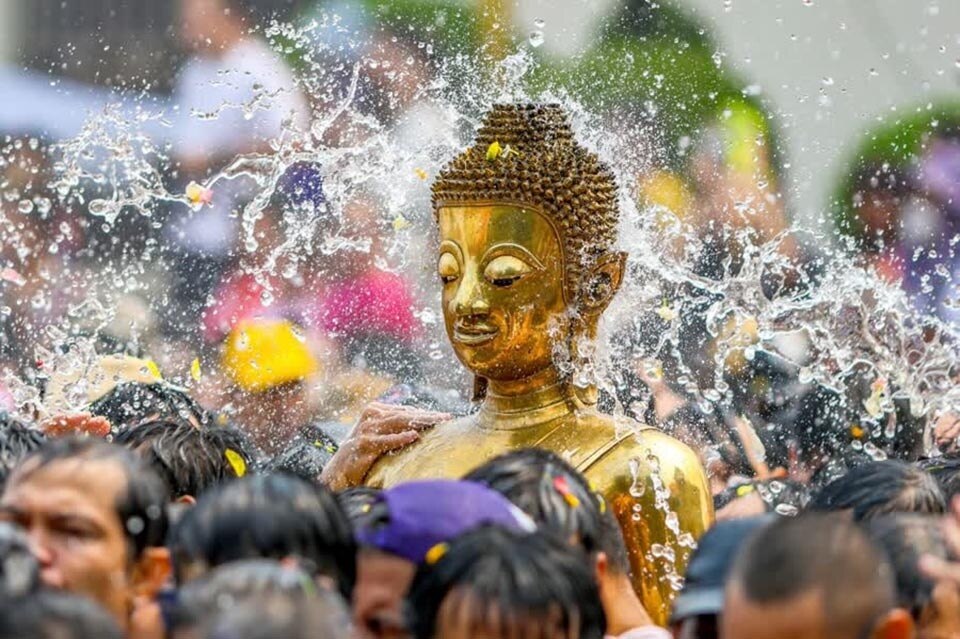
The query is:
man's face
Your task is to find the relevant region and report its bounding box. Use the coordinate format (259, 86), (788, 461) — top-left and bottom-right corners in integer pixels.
(723, 581), (829, 639)
(353, 549), (416, 639)
(0, 458), (134, 628)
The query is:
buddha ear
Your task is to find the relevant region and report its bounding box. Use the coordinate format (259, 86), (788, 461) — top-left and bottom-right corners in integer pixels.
(581, 251), (626, 315)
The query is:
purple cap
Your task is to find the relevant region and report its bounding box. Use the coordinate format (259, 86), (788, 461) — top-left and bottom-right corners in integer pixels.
(356, 480), (536, 564)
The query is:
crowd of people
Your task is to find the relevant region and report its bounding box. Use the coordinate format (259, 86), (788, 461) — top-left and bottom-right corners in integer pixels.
(2, 377), (960, 638)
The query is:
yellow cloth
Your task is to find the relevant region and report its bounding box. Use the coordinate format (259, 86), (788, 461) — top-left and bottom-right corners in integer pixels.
(222, 320), (318, 392)
(43, 354), (162, 416)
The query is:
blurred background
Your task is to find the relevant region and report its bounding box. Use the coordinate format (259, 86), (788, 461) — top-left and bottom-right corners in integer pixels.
(3, 0), (958, 224)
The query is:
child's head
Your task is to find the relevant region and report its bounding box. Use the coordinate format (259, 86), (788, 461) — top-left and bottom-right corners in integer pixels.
(406, 527), (606, 639)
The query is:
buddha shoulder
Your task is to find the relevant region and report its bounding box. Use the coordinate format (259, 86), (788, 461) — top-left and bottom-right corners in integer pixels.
(579, 415), (711, 509)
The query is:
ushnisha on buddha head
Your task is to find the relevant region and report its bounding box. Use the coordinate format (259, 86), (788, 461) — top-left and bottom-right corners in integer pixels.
(431, 103), (626, 397)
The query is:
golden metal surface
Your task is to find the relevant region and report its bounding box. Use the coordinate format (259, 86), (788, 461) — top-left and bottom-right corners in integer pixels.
(366, 203), (713, 625)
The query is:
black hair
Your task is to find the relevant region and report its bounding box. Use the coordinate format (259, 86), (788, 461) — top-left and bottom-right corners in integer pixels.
(865, 514), (955, 620)
(336, 486), (381, 527)
(88, 382), (211, 432)
(729, 514), (894, 639)
(808, 460), (945, 521)
(266, 427), (338, 482)
(172, 559), (350, 637)
(0, 589), (122, 639)
(0, 522), (39, 598)
(11, 437), (168, 558)
(464, 448), (630, 572)
(115, 420), (254, 501)
(406, 527), (606, 639)
(917, 456), (960, 501)
(169, 473), (356, 599)
(0, 412), (45, 488)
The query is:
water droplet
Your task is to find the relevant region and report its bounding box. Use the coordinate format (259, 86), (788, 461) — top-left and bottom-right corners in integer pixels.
(774, 503), (799, 516)
(126, 516), (145, 535)
(528, 30), (544, 48)
(822, 76), (834, 86)
(17, 200), (34, 214)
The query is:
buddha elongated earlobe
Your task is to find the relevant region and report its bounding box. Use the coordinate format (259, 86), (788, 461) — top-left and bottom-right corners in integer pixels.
(581, 251), (627, 315)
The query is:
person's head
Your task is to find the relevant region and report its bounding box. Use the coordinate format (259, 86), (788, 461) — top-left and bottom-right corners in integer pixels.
(0, 589), (123, 639)
(464, 448), (628, 581)
(724, 513), (912, 639)
(177, 0), (287, 52)
(88, 381), (210, 432)
(171, 559), (351, 639)
(670, 516), (772, 639)
(917, 456), (960, 501)
(221, 320), (319, 452)
(431, 103), (624, 392)
(337, 486), (382, 527)
(0, 412), (45, 488)
(808, 460), (945, 521)
(407, 527), (606, 639)
(353, 480), (535, 639)
(848, 164), (905, 250)
(0, 437), (170, 631)
(115, 420), (253, 504)
(169, 473), (355, 599)
(865, 514), (959, 633)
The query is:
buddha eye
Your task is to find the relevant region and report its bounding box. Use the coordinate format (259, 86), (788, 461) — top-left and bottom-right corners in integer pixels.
(438, 252), (460, 284)
(484, 255), (532, 288)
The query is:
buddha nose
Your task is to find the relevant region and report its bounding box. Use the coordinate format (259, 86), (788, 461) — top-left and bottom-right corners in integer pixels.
(453, 273), (490, 317)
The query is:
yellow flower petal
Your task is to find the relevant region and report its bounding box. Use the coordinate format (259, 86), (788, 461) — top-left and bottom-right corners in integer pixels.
(392, 214), (412, 231)
(425, 542), (449, 565)
(486, 141), (502, 161)
(656, 302), (678, 322)
(190, 357), (202, 382)
(144, 359), (162, 380)
(225, 449), (247, 478)
(414, 168), (428, 180)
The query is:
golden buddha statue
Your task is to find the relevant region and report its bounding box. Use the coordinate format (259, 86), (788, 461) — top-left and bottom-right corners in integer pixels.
(365, 103), (713, 623)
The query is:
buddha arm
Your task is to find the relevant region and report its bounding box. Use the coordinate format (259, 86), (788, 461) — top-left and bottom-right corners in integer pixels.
(584, 429), (714, 627)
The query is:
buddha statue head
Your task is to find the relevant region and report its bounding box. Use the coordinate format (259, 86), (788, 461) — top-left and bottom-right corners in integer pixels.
(431, 103), (625, 401)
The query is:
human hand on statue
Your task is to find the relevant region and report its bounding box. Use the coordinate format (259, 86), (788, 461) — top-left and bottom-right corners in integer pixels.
(40, 412), (112, 438)
(319, 402), (450, 491)
(933, 412), (960, 454)
(919, 496), (960, 639)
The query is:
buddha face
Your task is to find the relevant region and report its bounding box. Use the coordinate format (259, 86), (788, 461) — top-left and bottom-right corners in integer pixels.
(437, 204), (569, 382)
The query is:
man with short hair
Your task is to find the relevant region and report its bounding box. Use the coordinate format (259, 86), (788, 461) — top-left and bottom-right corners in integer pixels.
(115, 419), (253, 504)
(723, 513), (914, 639)
(0, 437), (171, 635)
